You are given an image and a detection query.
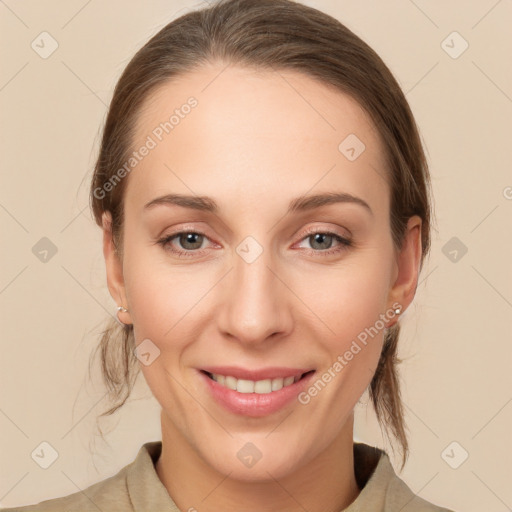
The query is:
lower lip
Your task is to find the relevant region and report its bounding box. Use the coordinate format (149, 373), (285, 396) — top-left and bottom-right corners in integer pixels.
(198, 370), (316, 417)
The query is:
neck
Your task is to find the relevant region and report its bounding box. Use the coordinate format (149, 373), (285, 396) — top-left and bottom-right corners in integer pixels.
(155, 411), (360, 512)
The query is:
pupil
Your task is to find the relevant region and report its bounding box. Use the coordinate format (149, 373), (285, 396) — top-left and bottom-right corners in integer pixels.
(181, 233), (202, 250)
(312, 233), (331, 250)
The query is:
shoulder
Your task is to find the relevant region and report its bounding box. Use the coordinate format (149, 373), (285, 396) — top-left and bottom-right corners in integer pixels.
(385, 475), (457, 512)
(0, 465), (131, 512)
(0, 441), (171, 512)
(0, 442), (152, 512)
(353, 442), (458, 512)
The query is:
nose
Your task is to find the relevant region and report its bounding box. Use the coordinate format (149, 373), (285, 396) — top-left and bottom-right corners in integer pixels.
(216, 245), (293, 347)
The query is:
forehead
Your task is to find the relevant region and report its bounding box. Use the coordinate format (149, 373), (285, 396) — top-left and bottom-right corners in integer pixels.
(124, 62), (389, 218)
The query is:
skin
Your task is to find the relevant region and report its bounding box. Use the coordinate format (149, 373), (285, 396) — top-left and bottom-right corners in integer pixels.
(102, 61), (422, 512)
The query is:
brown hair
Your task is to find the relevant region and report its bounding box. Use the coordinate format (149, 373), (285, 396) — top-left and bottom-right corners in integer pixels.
(89, 0), (434, 471)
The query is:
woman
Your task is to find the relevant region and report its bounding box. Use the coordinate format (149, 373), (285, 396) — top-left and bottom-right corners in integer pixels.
(2, 0), (456, 510)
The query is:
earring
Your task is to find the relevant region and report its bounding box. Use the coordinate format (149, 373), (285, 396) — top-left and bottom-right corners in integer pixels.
(116, 305), (130, 326)
(386, 305), (402, 329)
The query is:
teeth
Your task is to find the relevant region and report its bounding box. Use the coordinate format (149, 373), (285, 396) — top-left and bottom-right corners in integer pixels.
(210, 373), (299, 394)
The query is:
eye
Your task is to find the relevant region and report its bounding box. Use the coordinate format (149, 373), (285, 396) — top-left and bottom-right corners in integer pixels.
(296, 229), (352, 257)
(157, 231), (211, 258)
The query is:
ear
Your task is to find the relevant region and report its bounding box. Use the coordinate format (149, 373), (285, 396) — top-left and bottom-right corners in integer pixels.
(102, 211), (132, 325)
(386, 215), (423, 327)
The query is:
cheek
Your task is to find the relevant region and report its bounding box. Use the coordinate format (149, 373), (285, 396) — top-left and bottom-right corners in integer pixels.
(297, 258), (391, 340)
(121, 242), (220, 400)
(293, 247), (393, 395)
(122, 242), (206, 413)
(122, 233), (203, 337)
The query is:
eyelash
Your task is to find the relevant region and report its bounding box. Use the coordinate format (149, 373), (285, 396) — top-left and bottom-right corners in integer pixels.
(156, 228), (352, 259)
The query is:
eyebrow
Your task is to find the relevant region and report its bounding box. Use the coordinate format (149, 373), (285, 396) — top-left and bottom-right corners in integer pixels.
(143, 191), (373, 216)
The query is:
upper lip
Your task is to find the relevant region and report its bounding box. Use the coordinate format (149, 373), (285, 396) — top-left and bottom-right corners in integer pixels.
(200, 366), (314, 381)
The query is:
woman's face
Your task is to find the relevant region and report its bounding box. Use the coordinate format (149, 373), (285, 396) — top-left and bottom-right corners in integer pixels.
(103, 62), (421, 481)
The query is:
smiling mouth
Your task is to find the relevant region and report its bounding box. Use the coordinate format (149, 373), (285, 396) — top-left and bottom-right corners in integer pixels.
(200, 370), (315, 394)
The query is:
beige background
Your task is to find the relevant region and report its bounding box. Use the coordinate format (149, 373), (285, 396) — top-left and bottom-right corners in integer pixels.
(1, 0), (511, 510)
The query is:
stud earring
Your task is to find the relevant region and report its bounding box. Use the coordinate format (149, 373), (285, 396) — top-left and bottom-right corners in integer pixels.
(116, 305), (131, 326)
(386, 305), (402, 329)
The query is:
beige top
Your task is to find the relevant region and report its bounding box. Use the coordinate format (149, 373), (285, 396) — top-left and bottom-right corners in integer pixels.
(1, 441), (456, 511)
